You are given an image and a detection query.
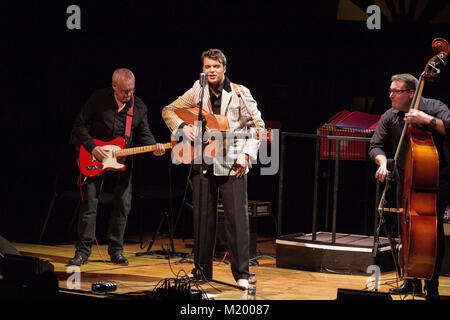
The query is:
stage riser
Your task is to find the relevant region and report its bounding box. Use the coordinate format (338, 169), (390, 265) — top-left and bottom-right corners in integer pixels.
(276, 243), (395, 275)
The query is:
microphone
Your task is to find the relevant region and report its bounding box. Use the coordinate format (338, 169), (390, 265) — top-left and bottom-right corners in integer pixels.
(199, 73), (207, 87)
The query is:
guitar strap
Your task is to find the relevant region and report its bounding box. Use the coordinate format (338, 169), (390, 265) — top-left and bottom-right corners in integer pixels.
(231, 83), (262, 129)
(125, 95), (134, 145)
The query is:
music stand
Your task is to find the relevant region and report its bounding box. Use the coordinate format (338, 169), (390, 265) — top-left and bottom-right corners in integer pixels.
(135, 163), (190, 260)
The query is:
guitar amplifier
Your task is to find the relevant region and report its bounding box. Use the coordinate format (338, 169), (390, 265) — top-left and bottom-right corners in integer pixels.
(217, 199), (271, 217)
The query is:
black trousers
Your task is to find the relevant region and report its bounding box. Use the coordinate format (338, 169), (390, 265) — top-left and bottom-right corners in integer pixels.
(192, 168), (250, 282)
(395, 167), (447, 290)
(75, 168), (133, 258)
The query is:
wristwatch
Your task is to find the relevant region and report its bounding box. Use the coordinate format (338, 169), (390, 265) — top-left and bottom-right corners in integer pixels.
(430, 116), (437, 128)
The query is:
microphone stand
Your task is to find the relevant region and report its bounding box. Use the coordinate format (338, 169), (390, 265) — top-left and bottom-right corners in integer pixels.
(193, 73), (245, 291)
(195, 73), (206, 278)
(373, 161), (401, 278)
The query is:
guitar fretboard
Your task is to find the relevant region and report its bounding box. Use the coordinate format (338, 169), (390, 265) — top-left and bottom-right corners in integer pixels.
(114, 142), (172, 158)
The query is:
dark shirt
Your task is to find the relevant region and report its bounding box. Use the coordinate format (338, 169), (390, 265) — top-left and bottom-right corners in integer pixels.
(209, 76), (232, 115)
(73, 87), (156, 153)
(369, 97), (450, 172)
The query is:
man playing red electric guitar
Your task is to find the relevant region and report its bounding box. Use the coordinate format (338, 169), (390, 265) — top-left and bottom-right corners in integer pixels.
(69, 68), (165, 266)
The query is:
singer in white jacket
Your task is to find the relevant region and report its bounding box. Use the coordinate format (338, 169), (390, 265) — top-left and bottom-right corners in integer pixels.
(161, 48), (265, 288)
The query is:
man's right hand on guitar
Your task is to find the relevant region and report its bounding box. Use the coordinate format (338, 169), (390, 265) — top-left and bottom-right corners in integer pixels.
(92, 146), (108, 161)
(183, 125), (197, 142)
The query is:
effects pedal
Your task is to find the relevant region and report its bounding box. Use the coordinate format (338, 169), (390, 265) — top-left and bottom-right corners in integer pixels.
(92, 281), (117, 293)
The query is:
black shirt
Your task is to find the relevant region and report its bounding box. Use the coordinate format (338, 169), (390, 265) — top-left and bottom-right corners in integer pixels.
(369, 97), (450, 171)
(73, 87), (156, 153)
(209, 76), (232, 115)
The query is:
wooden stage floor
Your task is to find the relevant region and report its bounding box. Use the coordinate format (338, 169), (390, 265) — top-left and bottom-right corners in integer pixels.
(10, 235), (450, 301)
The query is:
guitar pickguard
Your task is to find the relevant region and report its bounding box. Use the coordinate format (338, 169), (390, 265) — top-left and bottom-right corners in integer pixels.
(101, 145), (125, 170)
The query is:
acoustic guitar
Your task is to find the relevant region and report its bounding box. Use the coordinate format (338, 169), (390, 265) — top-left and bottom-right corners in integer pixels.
(170, 107), (271, 164)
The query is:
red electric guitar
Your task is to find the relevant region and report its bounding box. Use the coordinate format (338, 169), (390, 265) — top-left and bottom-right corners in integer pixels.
(78, 137), (173, 177)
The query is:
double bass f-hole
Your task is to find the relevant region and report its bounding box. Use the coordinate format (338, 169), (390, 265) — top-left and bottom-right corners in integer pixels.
(403, 200), (409, 225)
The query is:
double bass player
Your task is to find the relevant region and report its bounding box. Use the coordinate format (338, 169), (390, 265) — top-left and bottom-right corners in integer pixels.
(369, 73), (450, 300)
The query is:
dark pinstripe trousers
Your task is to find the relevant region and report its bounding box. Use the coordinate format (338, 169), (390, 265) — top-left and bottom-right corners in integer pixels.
(192, 168), (250, 282)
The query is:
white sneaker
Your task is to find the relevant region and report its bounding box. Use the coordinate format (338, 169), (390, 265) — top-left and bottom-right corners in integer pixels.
(237, 279), (248, 289)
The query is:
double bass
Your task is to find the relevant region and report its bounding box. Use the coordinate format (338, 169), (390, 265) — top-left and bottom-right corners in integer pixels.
(391, 38), (449, 281)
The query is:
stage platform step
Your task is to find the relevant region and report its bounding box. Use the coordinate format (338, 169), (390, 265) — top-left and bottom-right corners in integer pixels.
(276, 232), (396, 275)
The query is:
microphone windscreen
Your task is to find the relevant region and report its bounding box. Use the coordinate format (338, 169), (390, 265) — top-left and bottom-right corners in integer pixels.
(199, 73), (207, 87)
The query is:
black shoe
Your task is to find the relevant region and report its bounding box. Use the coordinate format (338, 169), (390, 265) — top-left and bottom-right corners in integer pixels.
(425, 291), (440, 300)
(424, 281), (440, 300)
(389, 279), (422, 295)
(68, 253), (88, 266)
(110, 253), (128, 265)
(190, 268), (212, 281)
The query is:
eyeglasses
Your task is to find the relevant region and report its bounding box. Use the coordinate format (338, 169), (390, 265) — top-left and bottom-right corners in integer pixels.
(121, 88), (135, 95)
(388, 89), (411, 95)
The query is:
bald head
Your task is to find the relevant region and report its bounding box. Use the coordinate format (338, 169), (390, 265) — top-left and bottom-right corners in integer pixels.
(112, 68), (135, 84)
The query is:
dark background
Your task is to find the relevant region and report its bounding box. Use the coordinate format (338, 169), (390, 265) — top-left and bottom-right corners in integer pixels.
(1, 1), (449, 243)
